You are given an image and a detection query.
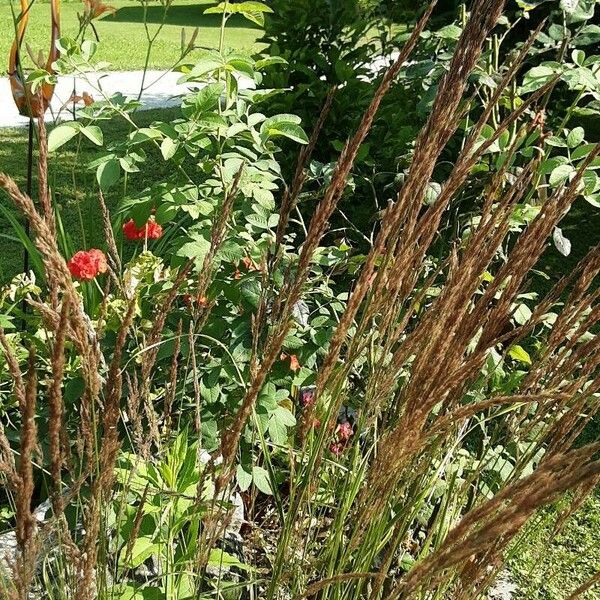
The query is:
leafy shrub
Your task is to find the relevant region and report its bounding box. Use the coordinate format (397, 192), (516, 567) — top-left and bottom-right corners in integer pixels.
(1, 1), (600, 599)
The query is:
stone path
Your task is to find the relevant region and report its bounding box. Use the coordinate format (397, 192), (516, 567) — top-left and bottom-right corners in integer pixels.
(0, 70), (254, 128)
(0, 52), (401, 128)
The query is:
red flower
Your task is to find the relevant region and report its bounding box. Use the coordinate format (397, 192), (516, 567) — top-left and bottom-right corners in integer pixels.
(329, 442), (343, 457)
(122, 218), (163, 241)
(67, 249), (107, 281)
(337, 421), (353, 442)
(301, 390), (315, 408)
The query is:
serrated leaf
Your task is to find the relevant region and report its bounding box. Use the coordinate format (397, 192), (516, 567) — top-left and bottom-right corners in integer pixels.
(176, 234), (211, 267)
(240, 278), (261, 308)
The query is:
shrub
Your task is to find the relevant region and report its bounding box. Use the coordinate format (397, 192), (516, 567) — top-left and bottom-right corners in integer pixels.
(1, 1), (600, 598)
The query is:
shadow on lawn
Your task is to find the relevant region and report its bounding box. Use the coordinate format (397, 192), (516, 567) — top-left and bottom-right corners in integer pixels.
(108, 4), (262, 30)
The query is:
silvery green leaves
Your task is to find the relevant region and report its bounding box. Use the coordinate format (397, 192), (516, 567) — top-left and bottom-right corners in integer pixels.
(539, 125), (600, 208)
(561, 0), (596, 24)
(519, 53), (599, 95)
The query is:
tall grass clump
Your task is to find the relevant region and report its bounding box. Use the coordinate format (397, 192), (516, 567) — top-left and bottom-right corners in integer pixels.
(1, 0), (600, 599)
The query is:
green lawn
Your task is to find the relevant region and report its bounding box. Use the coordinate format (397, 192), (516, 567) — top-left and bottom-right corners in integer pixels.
(0, 108), (180, 282)
(511, 489), (600, 599)
(0, 0), (264, 72)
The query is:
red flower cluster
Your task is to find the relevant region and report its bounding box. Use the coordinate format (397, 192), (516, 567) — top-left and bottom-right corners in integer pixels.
(67, 249), (107, 281)
(122, 218), (163, 241)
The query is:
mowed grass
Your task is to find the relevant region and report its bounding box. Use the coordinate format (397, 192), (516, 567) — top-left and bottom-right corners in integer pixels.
(0, 0), (264, 72)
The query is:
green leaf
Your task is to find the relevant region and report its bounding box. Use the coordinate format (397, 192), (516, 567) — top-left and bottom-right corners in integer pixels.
(562, 66), (598, 91)
(252, 466), (272, 495)
(255, 56), (288, 70)
(574, 25), (600, 46)
(566, 127), (585, 148)
(161, 137), (179, 160)
(204, 1), (273, 14)
(177, 234), (211, 267)
(435, 24), (462, 40)
(80, 125), (103, 146)
(572, 143), (597, 160)
(240, 278), (261, 308)
(236, 465), (252, 492)
(513, 303), (532, 325)
(508, 345), (531, 365)
(48, 122), (81, 152)
(208, 549), (253, 571)
(268, 415), (288, 445)
(519, 65), (557, 94)
(549, 164), (575, 187)
(583, 170), (599, 195)
(260, 114), (308, 144)
(273, 406), (296, 427)
(189, 82), (225, 113)
(96, 158), (120, 190)
(121, 536), (159, 568)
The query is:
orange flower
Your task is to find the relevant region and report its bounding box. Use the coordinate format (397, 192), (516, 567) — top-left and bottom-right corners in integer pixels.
(83, 0), (116, 19)
(68, 91), (95, 107)
(242, 256), (260, 271)
(289, 354), (300, 372)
